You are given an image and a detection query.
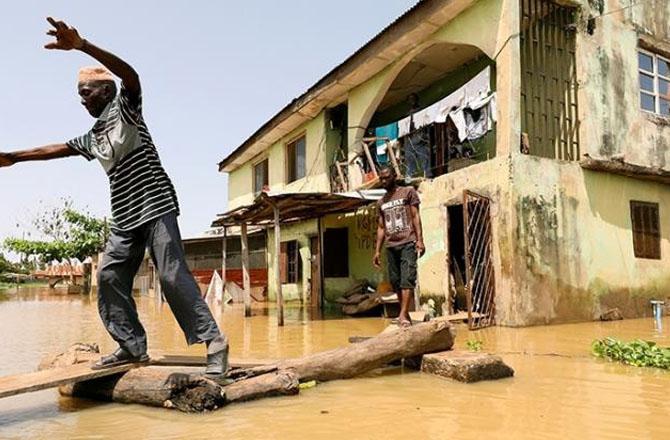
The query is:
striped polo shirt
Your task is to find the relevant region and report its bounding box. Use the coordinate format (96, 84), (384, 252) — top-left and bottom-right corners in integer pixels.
(67, 84), (179, 231)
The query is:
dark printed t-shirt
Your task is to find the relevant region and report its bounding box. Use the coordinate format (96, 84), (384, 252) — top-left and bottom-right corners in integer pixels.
(377, 186), (421, 248)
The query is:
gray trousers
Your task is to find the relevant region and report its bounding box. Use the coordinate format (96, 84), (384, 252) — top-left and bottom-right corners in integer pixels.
(97, 212), (220, 356)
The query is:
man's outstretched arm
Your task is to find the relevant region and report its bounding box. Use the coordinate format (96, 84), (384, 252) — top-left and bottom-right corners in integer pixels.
(0, 144), (80, 168)
(45, 17), (140, 99)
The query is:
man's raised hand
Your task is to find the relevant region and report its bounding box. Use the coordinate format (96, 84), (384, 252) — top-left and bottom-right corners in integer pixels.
(45, 17), (84, 51)
(0, 153), (15, 168)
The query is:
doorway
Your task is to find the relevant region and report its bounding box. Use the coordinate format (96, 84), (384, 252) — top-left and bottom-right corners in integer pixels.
(446, 191), (496, 329)
(447, 204), (467, 314)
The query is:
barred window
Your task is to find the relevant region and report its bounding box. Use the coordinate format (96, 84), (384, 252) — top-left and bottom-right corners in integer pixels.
(630, 201), (661, 260)
(638, 49), (670, 116)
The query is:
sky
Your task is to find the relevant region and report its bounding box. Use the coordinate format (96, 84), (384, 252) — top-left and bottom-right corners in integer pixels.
(0, 0), (417, 252)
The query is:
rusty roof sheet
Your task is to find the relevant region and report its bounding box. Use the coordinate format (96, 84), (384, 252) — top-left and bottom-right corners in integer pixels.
(211, 192), (379, 227)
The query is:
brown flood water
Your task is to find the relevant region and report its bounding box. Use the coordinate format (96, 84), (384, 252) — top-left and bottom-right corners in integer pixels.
(1, 286), (669, 439)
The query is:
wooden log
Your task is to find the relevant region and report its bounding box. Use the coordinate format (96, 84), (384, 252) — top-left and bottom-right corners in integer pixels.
(278, 318), (455, 382)
(47, 319), (454, 412)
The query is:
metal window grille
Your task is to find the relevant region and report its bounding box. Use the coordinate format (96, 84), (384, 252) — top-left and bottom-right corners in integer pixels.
(463, 191), (496, 329)
(520, 0), (580, 160)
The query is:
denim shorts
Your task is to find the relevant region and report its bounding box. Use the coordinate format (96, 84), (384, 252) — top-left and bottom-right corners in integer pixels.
(386, 242), (418, 290)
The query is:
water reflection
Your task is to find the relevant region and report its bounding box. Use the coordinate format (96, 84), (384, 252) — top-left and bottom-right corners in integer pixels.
(0, 287), (669, 439)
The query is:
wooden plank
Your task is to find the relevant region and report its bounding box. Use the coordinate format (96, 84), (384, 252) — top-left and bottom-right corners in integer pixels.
(335, 161), (347, 192)
(361, 140), (378, 178)
(0, 361), (143, 399)
(442, 311), (486, 321)
(386, 140), (402, 177)
(0, 353), (279, 400)
(150, 353), (275, 369)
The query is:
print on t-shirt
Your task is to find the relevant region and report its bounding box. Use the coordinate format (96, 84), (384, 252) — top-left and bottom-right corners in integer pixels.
(381, 198), (410, 236)
(376, 186), (420, 248)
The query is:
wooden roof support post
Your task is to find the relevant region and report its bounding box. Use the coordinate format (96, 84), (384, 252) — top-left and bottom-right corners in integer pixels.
(221, 227), (227, 288)
(241, 223), (252, 317)
(271, 203), (285, 326)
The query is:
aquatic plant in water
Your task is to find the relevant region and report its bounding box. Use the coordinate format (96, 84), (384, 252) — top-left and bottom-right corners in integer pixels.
(466, 340), (483, 352)
(592, 337), (670, 369)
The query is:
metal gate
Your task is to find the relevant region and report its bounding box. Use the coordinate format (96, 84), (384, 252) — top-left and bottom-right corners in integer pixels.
(463, 191), (495, 330)
(520, 0), (579, 160)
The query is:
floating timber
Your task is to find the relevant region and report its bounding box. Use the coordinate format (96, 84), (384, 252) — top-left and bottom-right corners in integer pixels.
(45, 319), (456, 412)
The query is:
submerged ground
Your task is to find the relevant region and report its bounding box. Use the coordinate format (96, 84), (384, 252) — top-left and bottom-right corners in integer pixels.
(0, 287), (669, 439)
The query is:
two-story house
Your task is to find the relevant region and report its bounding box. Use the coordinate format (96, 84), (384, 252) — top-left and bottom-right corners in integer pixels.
(213, 0), (670, 328)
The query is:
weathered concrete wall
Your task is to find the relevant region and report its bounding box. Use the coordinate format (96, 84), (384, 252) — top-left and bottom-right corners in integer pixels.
(416, 156), (516, 312)
(576, 0), (670, 169)
(492, 0), (670, 326)
(502, 154), (670, 326)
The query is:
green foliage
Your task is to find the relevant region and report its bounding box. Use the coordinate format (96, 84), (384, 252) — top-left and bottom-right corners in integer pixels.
(0, 253), (26, 275)
(466, 340), (483, 352)
(3, 200), (108, 263)
(592, 337), (670, 370)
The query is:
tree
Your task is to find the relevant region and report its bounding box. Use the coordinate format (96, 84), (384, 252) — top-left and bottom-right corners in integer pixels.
(0, 253), (25, 274)
(3, 200), (108, 263)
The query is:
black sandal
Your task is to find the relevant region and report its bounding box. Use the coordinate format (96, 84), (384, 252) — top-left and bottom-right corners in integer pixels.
(91, 347), (150, 370)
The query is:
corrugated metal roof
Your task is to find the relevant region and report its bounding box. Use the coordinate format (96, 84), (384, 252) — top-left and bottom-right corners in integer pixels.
(211, 191), (380, 227)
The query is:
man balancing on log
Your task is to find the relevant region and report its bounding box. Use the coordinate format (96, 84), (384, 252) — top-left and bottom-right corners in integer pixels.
(0, 17), (229, 375)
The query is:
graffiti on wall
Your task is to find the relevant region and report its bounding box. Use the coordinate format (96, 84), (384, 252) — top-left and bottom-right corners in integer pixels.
(355, 207), (378, 250)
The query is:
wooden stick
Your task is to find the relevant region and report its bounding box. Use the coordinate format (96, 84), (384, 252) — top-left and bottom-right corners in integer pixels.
(221, 227), (227, 291)
(272, 203), (284, 326)
(241, 223), (251, 317)
(361, 140), (378, 178)
(387, 141), (402, 177)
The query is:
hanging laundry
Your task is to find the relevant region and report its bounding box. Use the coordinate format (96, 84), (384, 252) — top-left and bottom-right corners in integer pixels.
(374, 122), (399, 163)
(447, 92), (497, 142)
(375, 122), (399, 146)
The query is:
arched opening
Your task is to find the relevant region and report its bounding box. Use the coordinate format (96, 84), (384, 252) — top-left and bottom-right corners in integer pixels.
(353, 42), (497, 185)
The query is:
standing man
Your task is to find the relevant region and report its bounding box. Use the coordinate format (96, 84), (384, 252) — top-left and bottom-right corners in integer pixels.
(373, 166), (425, 327)
(0, 18), (228, 374)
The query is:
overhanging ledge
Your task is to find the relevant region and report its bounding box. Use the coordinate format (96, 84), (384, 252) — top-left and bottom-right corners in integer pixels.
(580, 155), (670, 185)
(211, 191), (384, 228)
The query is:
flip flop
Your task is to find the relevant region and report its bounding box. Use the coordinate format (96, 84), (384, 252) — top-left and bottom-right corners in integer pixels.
(91, 347), (150, 370)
